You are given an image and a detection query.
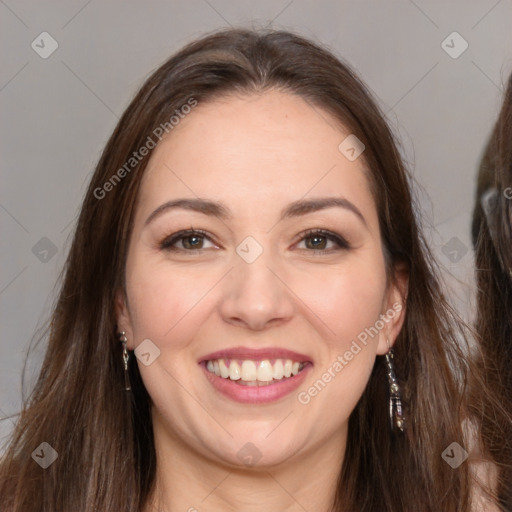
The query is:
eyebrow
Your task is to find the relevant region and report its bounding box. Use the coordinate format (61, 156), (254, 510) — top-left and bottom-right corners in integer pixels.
(144, 196), (367, 227)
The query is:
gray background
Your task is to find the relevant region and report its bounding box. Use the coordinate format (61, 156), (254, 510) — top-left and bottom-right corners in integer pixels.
(1, 0), (512, 449)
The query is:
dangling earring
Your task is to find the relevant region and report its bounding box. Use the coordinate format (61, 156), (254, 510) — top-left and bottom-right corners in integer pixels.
(118, 331), (131, 391)
(385, 340), (405, 432)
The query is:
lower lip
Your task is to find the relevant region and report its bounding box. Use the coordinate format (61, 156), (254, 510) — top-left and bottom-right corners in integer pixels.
(200, 362), (313, 404)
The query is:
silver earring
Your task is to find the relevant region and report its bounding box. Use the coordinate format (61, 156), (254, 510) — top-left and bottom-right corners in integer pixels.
(385, 342), (405, 432)
(118, 331), (131, 391)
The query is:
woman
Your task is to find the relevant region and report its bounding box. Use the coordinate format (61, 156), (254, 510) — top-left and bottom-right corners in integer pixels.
(0, 28), (497, 511)
(471, 71), (512, 511)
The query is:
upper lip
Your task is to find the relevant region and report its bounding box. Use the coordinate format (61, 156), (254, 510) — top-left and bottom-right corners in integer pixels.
(199, 347), (312, 363)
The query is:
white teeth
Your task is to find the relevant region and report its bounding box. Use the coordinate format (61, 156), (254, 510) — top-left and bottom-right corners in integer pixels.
(219, 359), (230, 378)
(283, 360), (293, 378)
(257, 360), (273, 382)
(205, 358), (306, 382)
(229, 361), (241, 380)
(241, 360), (257, 381)
(272, 359), (284, 380)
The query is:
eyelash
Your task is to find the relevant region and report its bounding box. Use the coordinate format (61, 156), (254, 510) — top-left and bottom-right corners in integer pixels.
(159, 228), (350, 255)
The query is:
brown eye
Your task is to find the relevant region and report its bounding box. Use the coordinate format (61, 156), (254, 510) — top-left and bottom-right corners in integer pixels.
(160, 229), (216, 252)
(297, 229), (350, 253)
(304, 234), (329, 250)
(181, 234), (204, 249)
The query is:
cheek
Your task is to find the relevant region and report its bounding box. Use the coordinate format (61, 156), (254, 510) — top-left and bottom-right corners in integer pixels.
(295, 265), (385, 417)
(125, 255), (211, 342)
(292, 257), (387, 346)
(291, 253), (387, 410)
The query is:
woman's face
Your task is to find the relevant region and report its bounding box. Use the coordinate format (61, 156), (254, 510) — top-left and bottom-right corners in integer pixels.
(116, 90), (406, 468)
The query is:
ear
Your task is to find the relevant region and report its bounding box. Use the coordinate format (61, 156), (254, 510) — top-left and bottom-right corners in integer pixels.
(376, 262), (409, 355)
(115, 287), (134, 350)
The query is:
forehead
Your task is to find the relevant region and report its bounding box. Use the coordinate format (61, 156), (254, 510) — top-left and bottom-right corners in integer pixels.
(138, 90), (376, 224)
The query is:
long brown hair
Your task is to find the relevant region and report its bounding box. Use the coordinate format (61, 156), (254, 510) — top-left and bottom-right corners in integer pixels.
(0, 27), (492, 511)
(472, 71), (512, 510)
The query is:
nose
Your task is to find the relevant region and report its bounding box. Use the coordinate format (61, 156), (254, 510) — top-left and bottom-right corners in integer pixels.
(218, 253), (295, 331)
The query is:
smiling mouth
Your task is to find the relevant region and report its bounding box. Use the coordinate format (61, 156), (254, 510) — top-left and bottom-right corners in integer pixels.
(202, 358), (310, 386)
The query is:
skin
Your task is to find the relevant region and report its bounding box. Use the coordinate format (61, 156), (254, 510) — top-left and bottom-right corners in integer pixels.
(116, 90), (408, 512)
